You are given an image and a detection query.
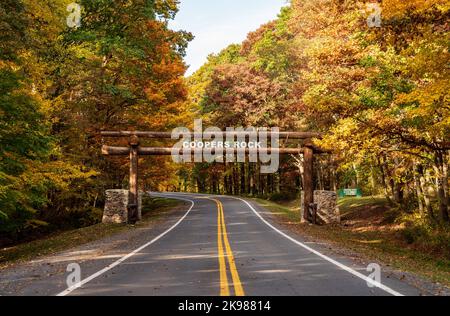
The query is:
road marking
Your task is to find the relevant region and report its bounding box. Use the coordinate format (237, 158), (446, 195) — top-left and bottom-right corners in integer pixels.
(217, 199), (230, 296)
(227, 196), (404, 297)
(218, 201), (245, 296)
(208, 198), (245, 296)
(56, 195), (195, 296)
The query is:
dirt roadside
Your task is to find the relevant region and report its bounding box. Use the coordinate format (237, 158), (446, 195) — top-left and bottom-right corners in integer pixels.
(251, 197), (450, 296)
(0, 201), (189, 296)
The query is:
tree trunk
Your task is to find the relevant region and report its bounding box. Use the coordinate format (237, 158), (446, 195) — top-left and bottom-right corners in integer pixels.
(445, 151), (450, 207)
(240, 163), (246, 195)
(353, 163), (359, 188)
(378, 157), (393, 204)
(275, 169), (281, 193)
(434, 152), (449, 222)
(317, 162), (324, 191)
(370, 165), (377, 196)
(330, 165), (337, 192)
(414, 164), (425, 213)
(250, 163), (255, 195)
(224, 173), (229, 195)
(394, 181), (404, 206)
(246, 163), (251, 194)
(255, 163), (260, 195)
(417, 164), (435, 220)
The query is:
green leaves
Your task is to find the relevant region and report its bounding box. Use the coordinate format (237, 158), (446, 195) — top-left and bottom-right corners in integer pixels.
(0, 0), (27, 61)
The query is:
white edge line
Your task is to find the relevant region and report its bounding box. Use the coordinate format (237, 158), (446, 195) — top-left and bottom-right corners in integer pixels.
(56, 195), (195, 296)
(227, 196), (404, 297)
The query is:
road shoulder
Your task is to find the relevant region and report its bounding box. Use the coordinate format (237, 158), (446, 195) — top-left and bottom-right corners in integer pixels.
(247, 197), (449, 296)
(0, 199), (189, 296)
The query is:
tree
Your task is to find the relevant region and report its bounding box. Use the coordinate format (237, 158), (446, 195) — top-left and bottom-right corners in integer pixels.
(0, 0), (193, 242)
(0, 0), (96, 238)
(185, 0), (449, 224)
(52, 0), (193, 191)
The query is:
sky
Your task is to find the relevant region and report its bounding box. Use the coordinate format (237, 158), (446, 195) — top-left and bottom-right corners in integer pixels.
(169, 0), (289, 76)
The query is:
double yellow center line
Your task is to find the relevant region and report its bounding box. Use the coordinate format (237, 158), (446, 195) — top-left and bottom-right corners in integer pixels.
(209, 198), (245, 296)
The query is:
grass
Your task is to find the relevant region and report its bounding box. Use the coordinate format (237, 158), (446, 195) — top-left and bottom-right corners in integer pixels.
(0, 197), (183, 269)
(252, 196), (450, 287)
(338, 196), (389, 215)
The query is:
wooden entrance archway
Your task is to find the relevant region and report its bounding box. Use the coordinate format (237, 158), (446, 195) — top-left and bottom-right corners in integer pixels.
(101, 131), (328, 224)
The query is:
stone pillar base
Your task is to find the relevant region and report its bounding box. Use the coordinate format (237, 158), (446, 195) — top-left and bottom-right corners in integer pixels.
(103, 190), (144, 224)
(103, 190), (129, 224)
(138, 191), (143, 221)
(300, 190), (340, 225)
(315, 190), (340, 224)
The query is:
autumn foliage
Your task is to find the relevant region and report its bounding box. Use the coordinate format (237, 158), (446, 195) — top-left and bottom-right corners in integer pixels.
(0, 0), (448, 248)
(186, 0), (449, 228)
(0, 0), (192, 243)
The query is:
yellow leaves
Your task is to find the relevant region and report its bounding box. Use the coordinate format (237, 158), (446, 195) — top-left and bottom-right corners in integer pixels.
(397, 79), (449, 108)
(394, 79), (449, 141)
(318, 118), (364, 153)
(404, 37), (449, 80)
(22, 0), (72, 41)
(21, 159), (99, 191)
(382, 0), (450, 19)
(24, 219), (49, 229)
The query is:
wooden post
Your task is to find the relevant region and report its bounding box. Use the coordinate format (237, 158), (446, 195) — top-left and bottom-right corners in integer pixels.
(128, 135), (139, 224)
(303, 145), (314, 222)
(311, 203), (317, 225)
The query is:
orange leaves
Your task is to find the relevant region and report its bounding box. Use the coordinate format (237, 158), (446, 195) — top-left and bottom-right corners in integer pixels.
(203, 63), (287, 127)
(382, 0), (450, 19)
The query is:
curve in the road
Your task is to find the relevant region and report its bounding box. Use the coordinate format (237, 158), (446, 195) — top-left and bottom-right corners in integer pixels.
(56, 192), (409, 296)
(227, 196), (403, 296)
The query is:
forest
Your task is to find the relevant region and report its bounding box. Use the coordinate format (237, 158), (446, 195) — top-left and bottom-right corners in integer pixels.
(184, 0), (449, 222)
(0, 0), (449, 259)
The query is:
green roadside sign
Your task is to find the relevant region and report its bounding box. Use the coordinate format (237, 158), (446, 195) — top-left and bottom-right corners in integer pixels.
(339, 188), (363, 198)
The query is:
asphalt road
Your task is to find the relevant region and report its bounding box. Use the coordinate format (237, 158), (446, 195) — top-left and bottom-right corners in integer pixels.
(52, 192), (422, 296)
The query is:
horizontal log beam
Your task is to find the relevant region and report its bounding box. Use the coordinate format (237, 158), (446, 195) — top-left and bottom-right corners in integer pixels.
(305, 145), (331, 154)
(100, 131), (323, 140)
(102, 146), (316, 156)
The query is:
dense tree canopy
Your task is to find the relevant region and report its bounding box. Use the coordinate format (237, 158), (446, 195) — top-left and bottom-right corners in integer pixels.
(0, 0), (192, 242)
(185, 0), (449, 225)
(0, 0), (448, 248)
